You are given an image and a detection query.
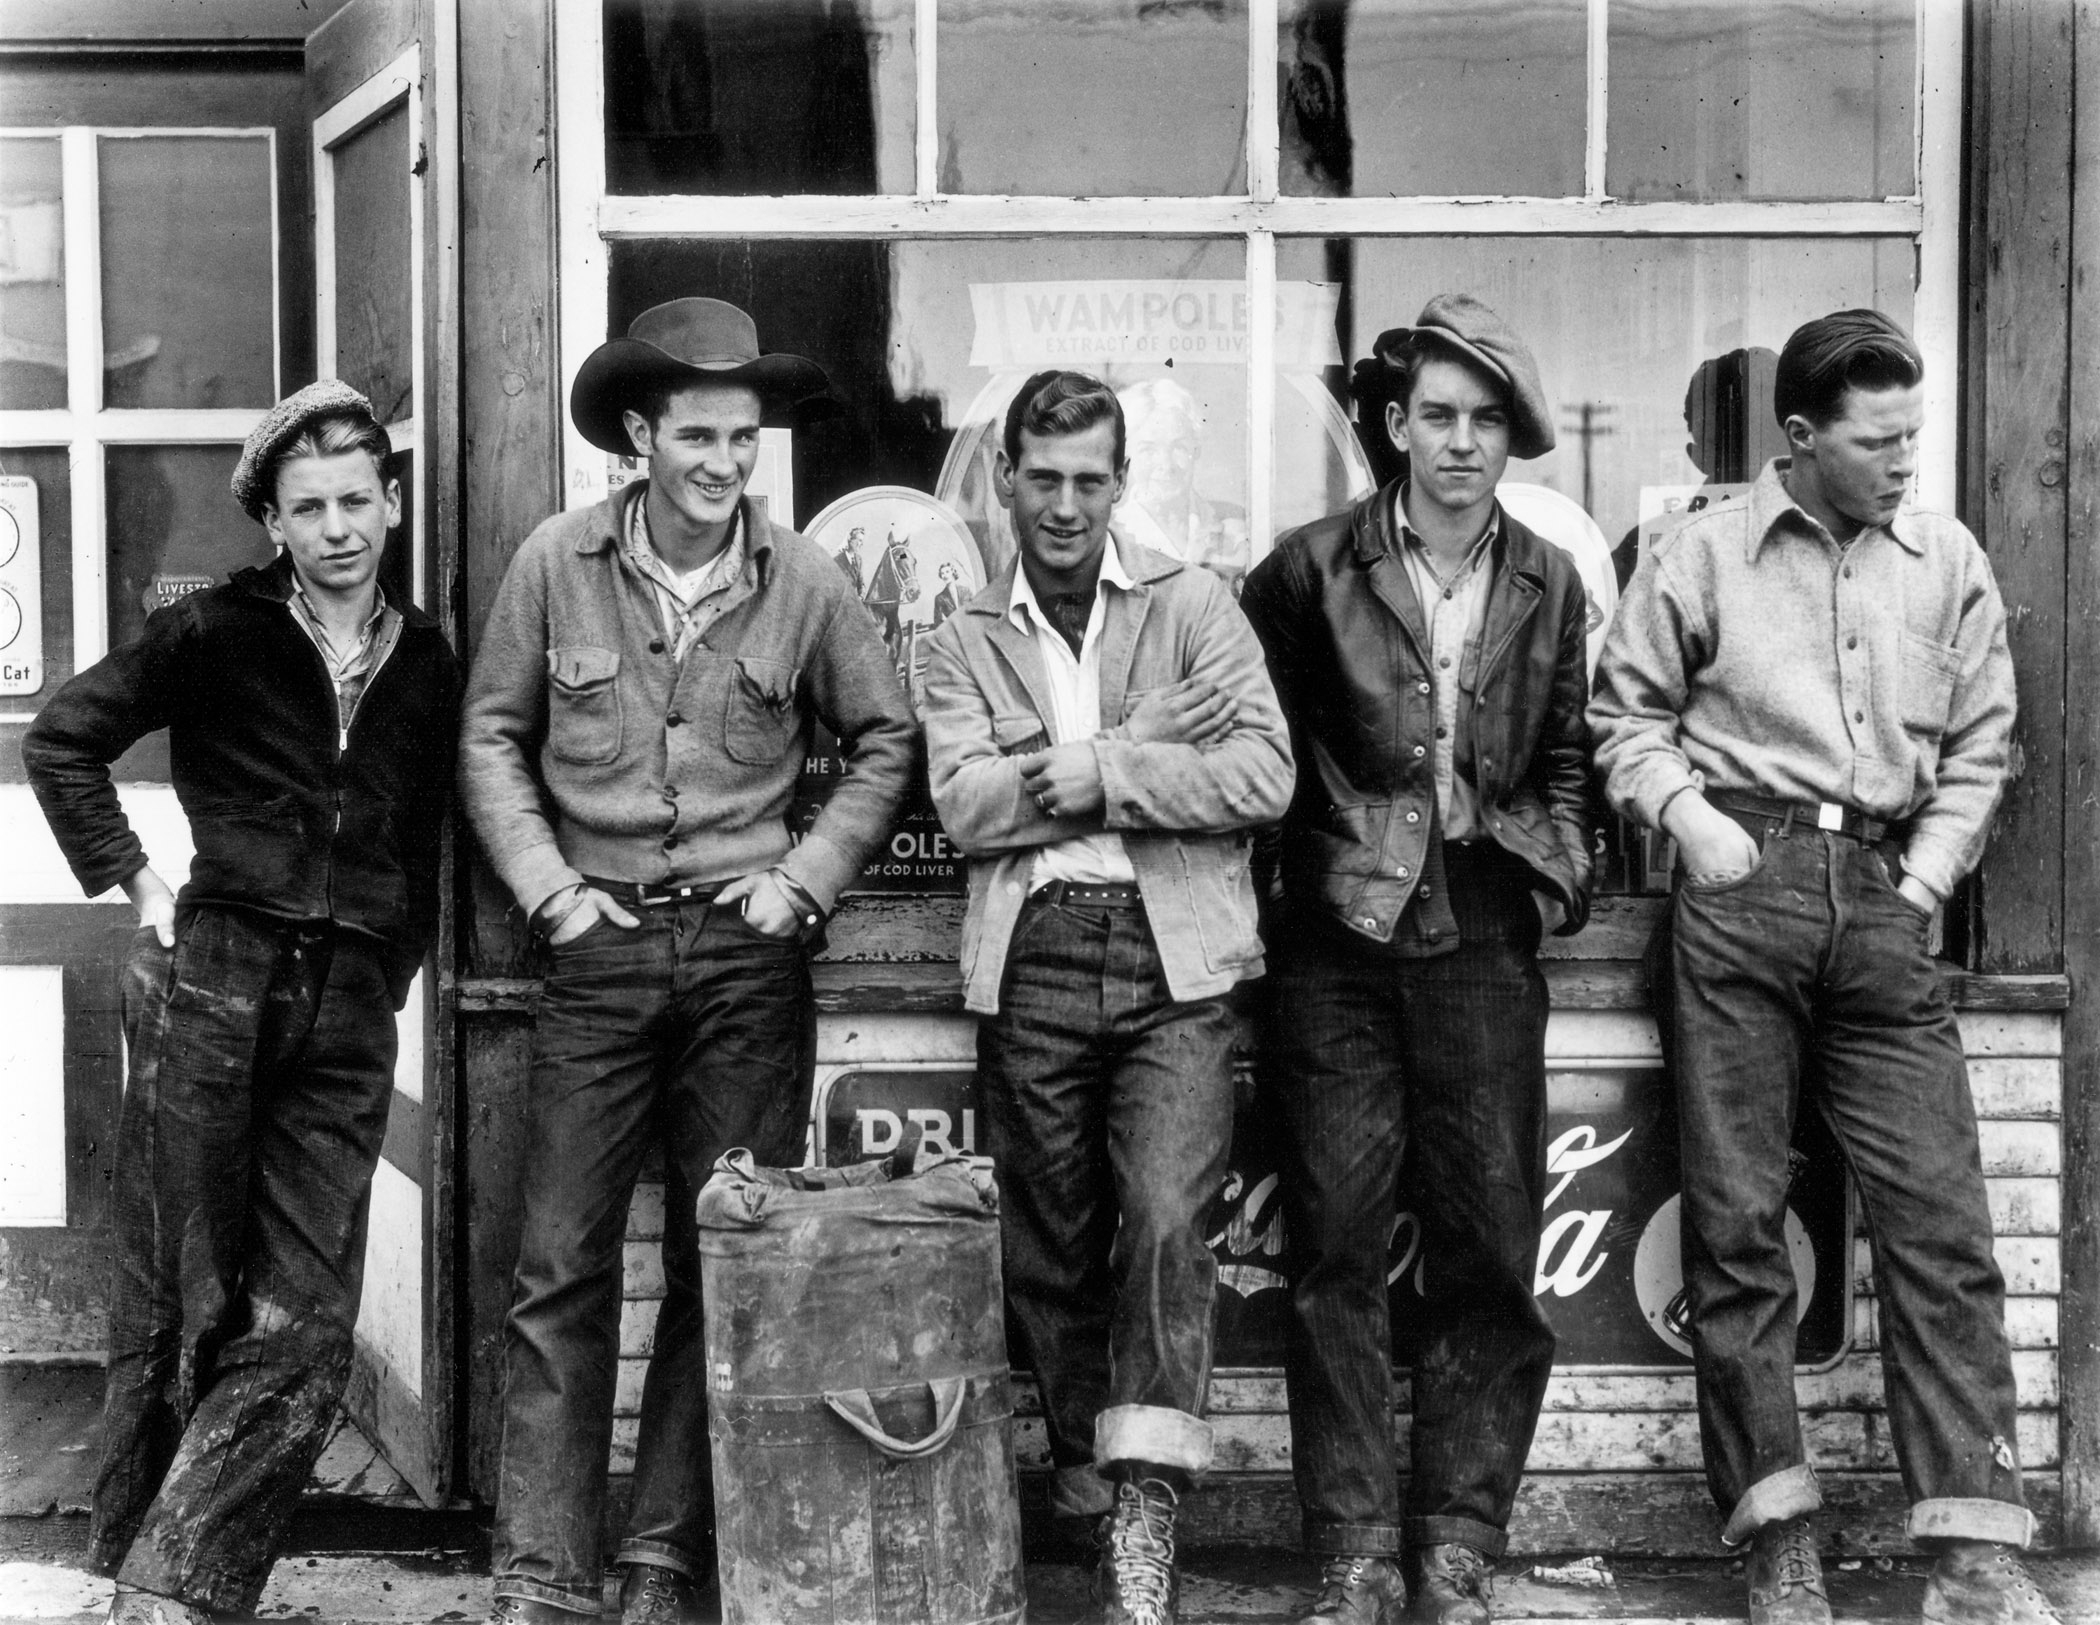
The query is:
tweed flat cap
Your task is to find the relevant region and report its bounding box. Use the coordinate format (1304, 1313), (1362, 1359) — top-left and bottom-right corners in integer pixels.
(1372, 293), (1556, 460)
(231, 379), (381, 520)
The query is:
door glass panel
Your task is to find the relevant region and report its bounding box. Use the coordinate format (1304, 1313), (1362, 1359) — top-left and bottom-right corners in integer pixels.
(604, 0), (917, 194)
(936, 0), (1248, 195)
(1608, 0), (1915, 201)
(1279, 0), (1585, 197)
(100, 136), (276, 408)
(106, 445), (272, 652)
(0, 138), (67, 409)
(331, 101), (414, 425)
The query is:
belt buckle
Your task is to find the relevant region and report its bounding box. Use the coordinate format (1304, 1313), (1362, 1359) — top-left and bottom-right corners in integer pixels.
(1815, 802), (1845, 833)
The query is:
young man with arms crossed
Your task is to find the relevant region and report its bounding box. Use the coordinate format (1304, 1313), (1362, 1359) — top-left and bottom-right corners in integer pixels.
(1240, 296), (1596, 1625)
(25, 383), (459, 1625)
(460, 299), (915, 1625)
(922, 371), (1294, 1625)
(1590, 309), (2055, 1625)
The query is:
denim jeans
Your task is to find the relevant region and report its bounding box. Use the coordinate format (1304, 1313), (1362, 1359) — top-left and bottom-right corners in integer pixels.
(491, 901), (814, 1612)
(977, 895), (1237, 1516)
(92, 908), (398, 1614)
(1265, 843), (1556, 1560)
(1668, 826), (2030, 1547)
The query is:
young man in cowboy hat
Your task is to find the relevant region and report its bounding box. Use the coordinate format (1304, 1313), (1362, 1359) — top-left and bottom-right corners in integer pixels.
(922, 370), (1294, 1625)
(1239, 295), (1595, 1625)
(461, 297), (915, 1625)
(1592, 310), (2049, 1625)
(23, 382), (459, 1625)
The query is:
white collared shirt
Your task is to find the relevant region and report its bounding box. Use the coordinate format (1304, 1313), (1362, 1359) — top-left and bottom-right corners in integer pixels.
(1007, 538), (1138, 888)
(626, 493), (746, 660)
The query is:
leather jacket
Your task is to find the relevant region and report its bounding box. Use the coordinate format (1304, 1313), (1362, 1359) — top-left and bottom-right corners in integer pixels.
(1241, 482), (1597, 947)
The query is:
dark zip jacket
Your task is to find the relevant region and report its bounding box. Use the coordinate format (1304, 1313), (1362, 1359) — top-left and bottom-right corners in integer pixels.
(1241, 481), (1597, 950)
(22, 553), (459, 1000)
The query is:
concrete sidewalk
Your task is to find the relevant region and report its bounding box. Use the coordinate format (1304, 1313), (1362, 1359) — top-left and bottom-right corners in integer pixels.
(2, 1546), (2096, 1624)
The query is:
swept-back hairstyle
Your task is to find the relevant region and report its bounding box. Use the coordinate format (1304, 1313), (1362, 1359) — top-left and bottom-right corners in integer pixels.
(1772, 309), (1923, 430)
(264, 411), (395, 510)
(1001, 369), (1127, 468)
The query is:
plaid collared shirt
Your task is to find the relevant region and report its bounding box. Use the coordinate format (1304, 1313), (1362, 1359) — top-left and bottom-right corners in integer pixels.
(626, 494), (747, 660)
(286, 582), (401, 749)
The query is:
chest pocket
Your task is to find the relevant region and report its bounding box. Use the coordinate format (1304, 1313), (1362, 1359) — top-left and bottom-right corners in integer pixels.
(547, 645), (622, 766)
(993, 713), (1051, 757)
(1898, 630), (1961, 739)
(724, 656), (803, 764)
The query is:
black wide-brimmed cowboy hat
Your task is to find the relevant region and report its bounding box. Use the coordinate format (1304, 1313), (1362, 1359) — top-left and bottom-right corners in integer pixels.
(570, 297), (830, 454)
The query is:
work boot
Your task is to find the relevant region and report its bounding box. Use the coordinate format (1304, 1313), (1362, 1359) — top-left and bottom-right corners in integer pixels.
(486, 1598), (591, 1625)
(1297, 1553), (1408, 1623)
(1405, 1544), (1493, 1625)
(1744, 1517), (1832, 1625)
(107, 1587), (215, 1625)
(1921, 1541), (2063, 1624)
(1095, 1476), (1181, 1625)
(620, 1562), (713, 1625)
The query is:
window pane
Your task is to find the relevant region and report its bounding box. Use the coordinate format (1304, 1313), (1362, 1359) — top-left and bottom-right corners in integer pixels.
(381, 450), (416, 607)
(100, 136), (276, 408)
(0, 447), (72, 782)
(0, 139), (67, 409)
(605, 0), (917, 195)
(1608, 0), (1915, 201)
(937, 0), (1248, 195)
(106, 445), (273, 651)
(330, 102), (414, 423)
(1280, 0), (1585, 197)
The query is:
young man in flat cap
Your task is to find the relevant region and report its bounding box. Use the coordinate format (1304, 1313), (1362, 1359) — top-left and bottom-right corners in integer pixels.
(461, 298), (915, 1625)
(1240, 295), (1595, 1625)
(1592, 310), (2054, 1625)
(922, 370), (1293, 1625)
(24, 383), (459, 1625)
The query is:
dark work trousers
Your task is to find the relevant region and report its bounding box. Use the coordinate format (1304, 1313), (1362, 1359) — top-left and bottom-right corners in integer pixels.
(1668, 827), (2029, 1546)
(91, 907), (398, 1614)
(977, 895), (1238, 1519)
(1266, 842), (1556, 1560)
(491, 901), (814, 1613)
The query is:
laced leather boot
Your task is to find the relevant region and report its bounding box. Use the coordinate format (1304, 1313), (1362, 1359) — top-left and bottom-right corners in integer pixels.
(619, 1561), (711, 1625)
(1095, 1476), (1182, 1625)
(1921, 1541), (2063, 1625)
(1405, 1543), (1493, 1625)
(1744, 1517), (1832, 1625)
(1296, 1553), (1408, 1624)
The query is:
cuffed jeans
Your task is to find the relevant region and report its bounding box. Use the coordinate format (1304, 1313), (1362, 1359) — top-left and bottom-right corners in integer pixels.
(1266, 844), (1556, 1560)
(1669, 826), (2030, 1548)
(491, 902), (814, 1612)
(977, 894), (1236, 1518)
(92, 908), (398, 1614)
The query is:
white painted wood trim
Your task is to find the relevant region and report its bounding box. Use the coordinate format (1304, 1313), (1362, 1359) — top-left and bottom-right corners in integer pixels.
(555, 0), (611, 511)
(914, 0), (937, 199)
(1245, 228), (1275, 565)
(0, 409), (265, 444)
(1246, 0), (1278, 204)
(268, 126), (283, 398)
(61, 128), (106, 669)
(1913, 0), (1963, 515)
(1584, 0), (1609, 201)
(312, 46), (422, 150)
(595, 193), (1924, 239)
(0, 966), (67, 1226)
(408, 61), (427, 603)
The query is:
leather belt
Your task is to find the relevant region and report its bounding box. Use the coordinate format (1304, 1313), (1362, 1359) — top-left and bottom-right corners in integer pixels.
(1031, 881), (1142, 909)
(580, 875), (731, 909)
(1708, 792), (1893, 845)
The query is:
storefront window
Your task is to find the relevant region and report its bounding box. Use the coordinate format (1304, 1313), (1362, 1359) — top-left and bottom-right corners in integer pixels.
(105, 446), (271, 651)
(1279, 0), (1587, 198)
(604, 0), (917, 194)
(1608, 0), (1914, 201)
(0, 138), (66, 411)
(330, 102), (414, 423)
(99, 135), (276, 409)
(935, 0), (1248, 195)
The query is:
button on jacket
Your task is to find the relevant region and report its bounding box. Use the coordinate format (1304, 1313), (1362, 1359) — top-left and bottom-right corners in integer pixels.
(1588, 459), (2016, 903)
(921, 539), (1295, 1015)
(23, 552), (459, 1000)
(459, 485), (917, 919)
(1240, 480), (1596, 948)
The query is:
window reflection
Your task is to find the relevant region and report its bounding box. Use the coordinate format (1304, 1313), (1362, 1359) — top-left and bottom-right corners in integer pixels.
(604, 0), (916, 194)
(106, 446), (273, 651)
(100, 136), (276, 409)
(936, 0), (1248, 196)
(0, 139), (67, 410)
(1280, 0), (1586, 198)
(1608, 0), (1914, 201)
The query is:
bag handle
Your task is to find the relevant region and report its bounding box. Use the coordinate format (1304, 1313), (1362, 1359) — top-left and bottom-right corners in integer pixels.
(823, 1376), (968, 1462)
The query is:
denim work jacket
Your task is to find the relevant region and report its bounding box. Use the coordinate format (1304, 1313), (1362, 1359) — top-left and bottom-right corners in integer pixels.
(1241, 482), (1596, 949)
(921, 541), (1295, 1015)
